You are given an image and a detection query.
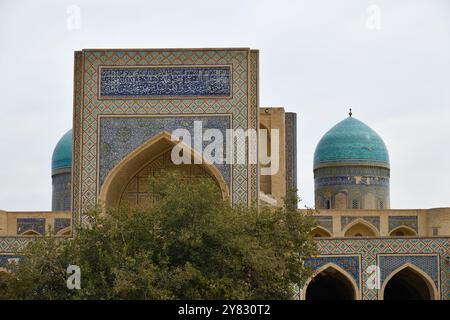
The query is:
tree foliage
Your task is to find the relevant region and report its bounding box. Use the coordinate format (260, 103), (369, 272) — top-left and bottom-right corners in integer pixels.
(3, 172), (317, 299)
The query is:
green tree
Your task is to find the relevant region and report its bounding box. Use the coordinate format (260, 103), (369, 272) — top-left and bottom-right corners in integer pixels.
(4, 172), (317, 299)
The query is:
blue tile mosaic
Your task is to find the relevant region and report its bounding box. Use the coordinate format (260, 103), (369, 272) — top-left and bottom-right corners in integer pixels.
(99, 116), (231, 188)
(315, 175), (389, 188)
(54, 218), (71, 234)
(100, 66), (231, 98)
(17, 218), (45, 235)
(379, 255), (438, 288)
(52, 173), (71, 211)
(305, 255), (360, 286)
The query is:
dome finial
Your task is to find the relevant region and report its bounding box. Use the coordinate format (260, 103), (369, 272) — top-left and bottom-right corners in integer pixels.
(348, 107), (352, 117)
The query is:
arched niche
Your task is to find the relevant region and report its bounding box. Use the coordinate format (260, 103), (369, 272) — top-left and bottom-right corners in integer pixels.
(302, 263), (360, 300)
(343, 219), (378, 237)
(389, 226), (417, 237)
(310, 226), (332, 238)
(380, 263), (438, 300)
(98, 131), (229, 210)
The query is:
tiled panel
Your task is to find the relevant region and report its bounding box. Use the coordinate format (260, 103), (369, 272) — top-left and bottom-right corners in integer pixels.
(305, 255), (360, 286)
(388, 216), (418, 232)
(379, 255), (439, 288)
(100, 66), (231, 98)
(52, 173), (72, 211)
(54, 218), (71, 234)
(17, 218), (46, 235)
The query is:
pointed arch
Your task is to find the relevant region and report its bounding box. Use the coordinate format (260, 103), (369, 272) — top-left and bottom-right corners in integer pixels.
(310, 226), (332, 238)
(301, 263), (360, 300)
(380, 263), (439, 300)
(343, 218), (379, 237)
(20, 230), (41, 236)
(56, 227), (72, 236)
(389, 226), (417, 237)
(98, 131), (229, 209)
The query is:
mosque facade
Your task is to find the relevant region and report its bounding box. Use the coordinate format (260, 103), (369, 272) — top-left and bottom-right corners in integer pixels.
(0, 48), (449, 300)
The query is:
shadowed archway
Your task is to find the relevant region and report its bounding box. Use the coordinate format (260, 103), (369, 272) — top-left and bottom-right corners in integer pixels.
(303, 264), (359, 300)
(381, 264), (437, 300)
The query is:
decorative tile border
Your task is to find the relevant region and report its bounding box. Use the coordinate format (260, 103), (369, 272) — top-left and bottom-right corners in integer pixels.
(285, 112), (297, 192)
(315, 176), (389, 188)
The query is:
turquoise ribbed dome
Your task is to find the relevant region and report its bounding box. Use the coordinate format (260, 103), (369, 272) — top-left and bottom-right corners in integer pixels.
(314, 117), (389, 168)
(52, 129), (72, 171)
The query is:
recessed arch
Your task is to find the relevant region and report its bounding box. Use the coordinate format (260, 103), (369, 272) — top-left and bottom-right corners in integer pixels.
(301, 263), (360, 300)
(389, 226), (417, 237)
(310, 226), (332, 238)
(56, 227), (72, 236)
(99, 131), (229, 210)
(343, 219), (379, 237)
(380, 263), (438, 300)
(20, 230), (41, 236)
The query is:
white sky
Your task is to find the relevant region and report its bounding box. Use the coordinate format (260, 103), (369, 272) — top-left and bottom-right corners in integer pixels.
(0, 0), (449, 211)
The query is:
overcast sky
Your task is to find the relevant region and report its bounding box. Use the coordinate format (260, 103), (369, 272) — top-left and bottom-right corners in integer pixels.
(0, 0), (449, 211)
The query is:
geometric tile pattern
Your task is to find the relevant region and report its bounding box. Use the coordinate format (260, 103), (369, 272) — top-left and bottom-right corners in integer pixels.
(100, 66), (231, 98)
(249, 50), (259, 206)
(17, 218), (46, 235)
(72, 49), (259, 225)
(316, 238), (450, 300)
(285, 112), (297, 192)
(305, 255), (360, 286)
(388, 216), (418, 232)
(379, 255), (438, 288)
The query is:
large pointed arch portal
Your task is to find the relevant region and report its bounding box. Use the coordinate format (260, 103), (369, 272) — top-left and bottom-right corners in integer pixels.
(302, 263), (360, 300)
(98, 131), (229, 209)
(380, 263), (438, 300)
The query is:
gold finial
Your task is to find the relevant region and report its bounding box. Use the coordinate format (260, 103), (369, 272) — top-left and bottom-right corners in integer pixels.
(349, 108), (352, 117)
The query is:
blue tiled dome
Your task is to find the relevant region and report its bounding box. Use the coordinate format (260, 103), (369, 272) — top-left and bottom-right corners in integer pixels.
(314, 117), (389, 169)
(52, 129), (72, 171)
